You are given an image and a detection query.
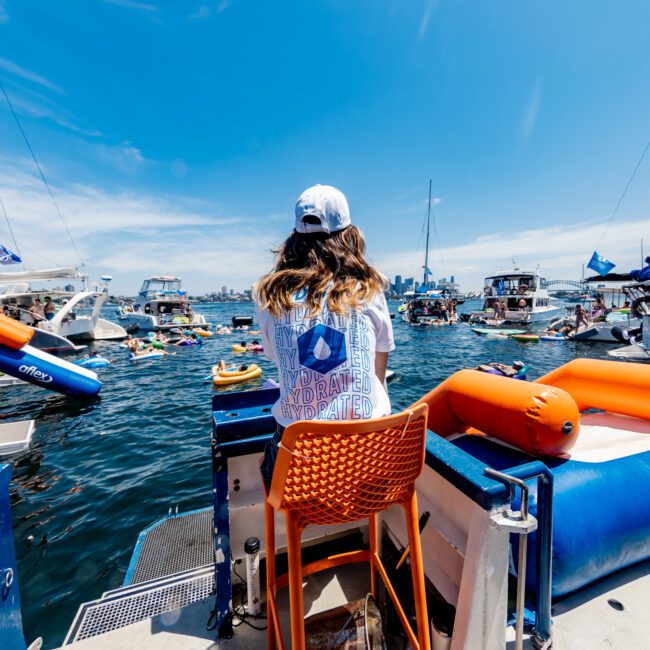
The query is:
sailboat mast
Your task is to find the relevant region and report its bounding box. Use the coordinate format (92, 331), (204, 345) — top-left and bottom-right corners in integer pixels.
(423, 180), (432, 289)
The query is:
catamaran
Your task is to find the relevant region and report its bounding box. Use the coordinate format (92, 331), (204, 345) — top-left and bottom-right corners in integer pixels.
(0, 268), (127, 351)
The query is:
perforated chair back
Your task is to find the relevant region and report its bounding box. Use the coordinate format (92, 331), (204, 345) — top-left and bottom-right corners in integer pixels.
(267, 403), (428, 529)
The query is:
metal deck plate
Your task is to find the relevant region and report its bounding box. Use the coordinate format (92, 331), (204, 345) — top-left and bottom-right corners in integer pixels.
(64, 567), (214, 645)
(130, 509), (213, 585)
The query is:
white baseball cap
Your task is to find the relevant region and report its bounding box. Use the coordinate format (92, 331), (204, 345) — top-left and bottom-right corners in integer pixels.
(294, 184), (351, 234)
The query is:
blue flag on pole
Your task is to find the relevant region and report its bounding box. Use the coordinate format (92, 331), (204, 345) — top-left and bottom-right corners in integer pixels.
(587, 251), (615, 276)
(424, 266), (433, 276)
(0, 245), (21, 265)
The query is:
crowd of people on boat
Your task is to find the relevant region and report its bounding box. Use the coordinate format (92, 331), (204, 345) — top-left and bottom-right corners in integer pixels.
(408, 297), (457, 322)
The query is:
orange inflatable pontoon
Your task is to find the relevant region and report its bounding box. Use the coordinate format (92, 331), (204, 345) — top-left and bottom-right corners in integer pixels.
(414, 359), (650, 457)
(414, 369), (579, 456)
(0, 314), (34, 350)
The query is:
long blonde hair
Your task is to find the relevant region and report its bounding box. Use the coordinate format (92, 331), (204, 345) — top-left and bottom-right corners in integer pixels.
(256, 226), (387, 317)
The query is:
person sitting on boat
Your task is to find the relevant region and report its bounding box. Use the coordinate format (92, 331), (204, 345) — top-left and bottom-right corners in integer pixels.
(517, 297), (528, 311)
(255, 184), (394, 489)
(62, 299), (76, 320)
(43, 296), (56, 321)
(185, 304), (194, 320)
(590, 298), (606, 322)
(494, 301), (506, 319)
(28, 299), (46, 327)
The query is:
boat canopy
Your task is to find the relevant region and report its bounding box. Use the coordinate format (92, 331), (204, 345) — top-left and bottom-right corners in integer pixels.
(0, 267), (85, 285)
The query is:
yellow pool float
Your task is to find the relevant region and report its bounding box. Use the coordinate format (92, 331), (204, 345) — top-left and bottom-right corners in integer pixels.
(212, 364), (262, 386)
(195, 328), (214, 337)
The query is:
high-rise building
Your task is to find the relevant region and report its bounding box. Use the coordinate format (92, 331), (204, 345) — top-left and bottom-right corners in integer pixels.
(221, 285), (228, 296)
(394, 275), (403, 295)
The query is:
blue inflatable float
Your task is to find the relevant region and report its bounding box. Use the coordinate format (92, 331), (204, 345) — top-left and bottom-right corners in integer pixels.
(0, 343), (101, 397)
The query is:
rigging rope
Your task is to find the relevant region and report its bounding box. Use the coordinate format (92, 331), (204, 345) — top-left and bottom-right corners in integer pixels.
(595, 140), (650, 251)
(0, 220), (64, 267)
(0, 194), (26, 269)
(0, 79), (85, 267)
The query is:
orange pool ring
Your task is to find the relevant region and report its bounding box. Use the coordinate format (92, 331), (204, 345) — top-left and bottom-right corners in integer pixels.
(0, 314), (34, 350)
(413, 369), (580, 457)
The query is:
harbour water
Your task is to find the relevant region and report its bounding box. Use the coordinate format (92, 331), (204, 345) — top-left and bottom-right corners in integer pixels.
(4, 300), (615, 648)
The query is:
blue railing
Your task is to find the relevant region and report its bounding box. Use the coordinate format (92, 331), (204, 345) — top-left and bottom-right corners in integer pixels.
(0, 464), (26, 650)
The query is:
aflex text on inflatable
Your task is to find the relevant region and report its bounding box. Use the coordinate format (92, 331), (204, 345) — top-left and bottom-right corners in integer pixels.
(0, 315), (101, 397)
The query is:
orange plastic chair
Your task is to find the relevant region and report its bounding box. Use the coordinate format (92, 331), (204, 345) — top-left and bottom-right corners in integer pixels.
(264, 403), (431, 650)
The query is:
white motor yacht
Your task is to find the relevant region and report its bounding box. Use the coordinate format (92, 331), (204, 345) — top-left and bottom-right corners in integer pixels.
(0, 268), (127, 349)
(468, 268), (563, 325)
(117, 276), (207, 332)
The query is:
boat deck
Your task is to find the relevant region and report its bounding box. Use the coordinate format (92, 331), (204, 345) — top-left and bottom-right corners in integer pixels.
(57, 507), (650, 649)
(58, 560), (650, 649)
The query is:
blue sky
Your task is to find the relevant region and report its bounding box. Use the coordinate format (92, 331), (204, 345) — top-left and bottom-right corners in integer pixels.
(0, 0), (649, 293)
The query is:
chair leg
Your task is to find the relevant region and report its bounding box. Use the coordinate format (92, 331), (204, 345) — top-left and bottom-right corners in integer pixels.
(265, 500), (277, 650)
(286, 511), (306, 650)
(404, 494), (431, 650)
(368, 513), (378, 599)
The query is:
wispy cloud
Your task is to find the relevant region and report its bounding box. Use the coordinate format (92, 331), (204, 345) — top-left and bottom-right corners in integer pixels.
(373, 218), (650, 288)
(522, 80), (543, 143)
(1, 84), (103, 137)
(188, 4), (211, 22)
(0, 57), (64, 95)
(418, 0), (438, 41)
(94, 141), (147, 174)
(100, 0), (159, 13)
(0, 162), (277, 291)
(188, 0), (233, 22)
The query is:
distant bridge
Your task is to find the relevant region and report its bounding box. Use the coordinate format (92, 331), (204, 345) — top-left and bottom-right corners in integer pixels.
(545, 280), (589, 291)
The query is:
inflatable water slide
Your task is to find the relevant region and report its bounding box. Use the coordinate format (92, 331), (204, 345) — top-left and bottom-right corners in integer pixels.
(0, 315), (101, 397)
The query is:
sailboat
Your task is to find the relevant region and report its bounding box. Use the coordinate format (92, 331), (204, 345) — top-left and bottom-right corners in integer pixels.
(401, 181), (456, 326)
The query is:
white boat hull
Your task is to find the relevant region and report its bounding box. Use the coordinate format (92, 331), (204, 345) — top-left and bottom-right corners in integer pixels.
(469, 305), (563, 325)
(608, 344), (650, 360)
(119, 312), (207, 332)
(571, 318), (641, 343)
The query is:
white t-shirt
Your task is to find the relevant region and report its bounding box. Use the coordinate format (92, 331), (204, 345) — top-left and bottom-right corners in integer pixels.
(256, 290), (395, 427)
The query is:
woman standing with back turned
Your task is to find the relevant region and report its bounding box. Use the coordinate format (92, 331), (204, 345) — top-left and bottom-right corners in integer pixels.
(255, 184), (395, 487)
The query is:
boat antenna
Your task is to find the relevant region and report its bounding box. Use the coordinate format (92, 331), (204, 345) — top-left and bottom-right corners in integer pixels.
(594, 140), (650, 252)
(423, 180), (432, 289)
(0, 194), (26, 269)
(0, 79), (85, 268)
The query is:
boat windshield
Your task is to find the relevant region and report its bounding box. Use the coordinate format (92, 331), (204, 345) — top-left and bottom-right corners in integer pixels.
(141, 278), (184, 299)
(485, 275), (537, 294)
